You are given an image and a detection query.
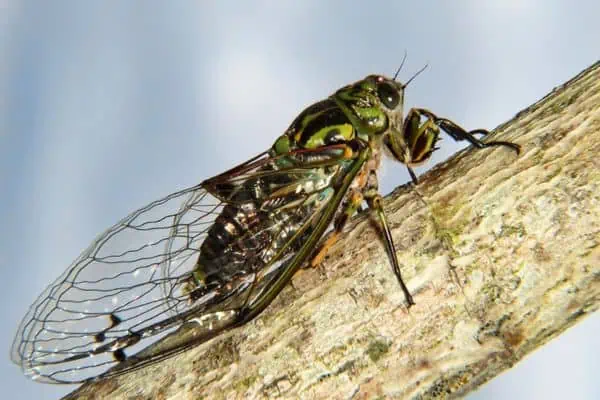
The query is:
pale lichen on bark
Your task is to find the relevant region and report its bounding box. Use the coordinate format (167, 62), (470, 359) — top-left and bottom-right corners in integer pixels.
(65, 61), (600, 400)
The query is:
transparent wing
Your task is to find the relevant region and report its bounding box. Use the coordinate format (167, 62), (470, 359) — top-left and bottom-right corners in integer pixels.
(11, 147), (355, 384)
(11, 184), (226, 383)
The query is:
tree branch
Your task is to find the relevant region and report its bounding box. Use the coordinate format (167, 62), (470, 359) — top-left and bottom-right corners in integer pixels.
(65, 61), (600, 400)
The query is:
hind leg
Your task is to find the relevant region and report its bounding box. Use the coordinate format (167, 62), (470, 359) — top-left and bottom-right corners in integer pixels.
(310, 189), (364, 267)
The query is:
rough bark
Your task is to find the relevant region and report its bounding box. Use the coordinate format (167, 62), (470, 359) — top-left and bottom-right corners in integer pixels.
(65, 61), (600, 400)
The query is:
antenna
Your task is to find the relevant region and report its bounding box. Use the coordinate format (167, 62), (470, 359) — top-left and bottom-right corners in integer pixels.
(393, 50), (408, 81)
(404, 63), (429, 87)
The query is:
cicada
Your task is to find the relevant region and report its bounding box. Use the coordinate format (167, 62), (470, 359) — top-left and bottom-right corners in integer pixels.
(11, 69), (520, 384)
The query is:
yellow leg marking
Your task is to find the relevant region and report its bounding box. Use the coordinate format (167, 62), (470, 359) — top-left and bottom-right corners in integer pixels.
(343, 145), (354, 159)
(310, 189), (363, 267)
(311, 232), (340, 267)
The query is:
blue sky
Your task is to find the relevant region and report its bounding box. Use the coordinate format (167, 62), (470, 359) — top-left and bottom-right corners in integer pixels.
(1, 1), (599, 399)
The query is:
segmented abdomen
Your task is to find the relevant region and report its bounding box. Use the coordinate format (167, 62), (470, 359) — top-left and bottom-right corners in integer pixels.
(198, 202), (263, 280)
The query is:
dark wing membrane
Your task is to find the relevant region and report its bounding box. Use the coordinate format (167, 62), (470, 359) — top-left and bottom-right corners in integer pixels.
(11, 147), (356, 384)
(203, 145), (351, 205)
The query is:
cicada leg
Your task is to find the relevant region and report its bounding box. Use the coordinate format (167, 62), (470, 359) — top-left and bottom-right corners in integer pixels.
(310, 189), (364, 267)
(379, 108), (522, 308)
(364, 181), (415, 307)
(418, 108), (521, 155)
(387, 107), (521, 185)
(400, 106), (522, 256)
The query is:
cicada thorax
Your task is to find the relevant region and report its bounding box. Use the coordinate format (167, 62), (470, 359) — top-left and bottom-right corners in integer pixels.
(284, 98), (356, 149)
(333, 84), (390, 135)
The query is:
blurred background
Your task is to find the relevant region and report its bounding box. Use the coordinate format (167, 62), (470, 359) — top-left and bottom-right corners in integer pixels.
(1, 1), (598, 399)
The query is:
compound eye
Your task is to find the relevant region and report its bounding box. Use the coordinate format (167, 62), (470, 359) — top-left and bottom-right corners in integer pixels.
(377, 82), (400, 109)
